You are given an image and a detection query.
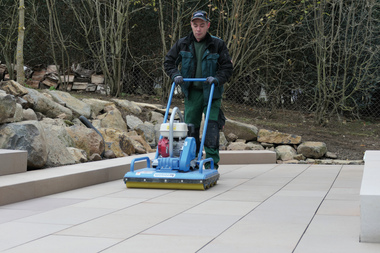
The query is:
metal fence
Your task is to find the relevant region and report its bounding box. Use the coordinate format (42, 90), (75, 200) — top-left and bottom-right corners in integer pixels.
(120, 67), (380, 123)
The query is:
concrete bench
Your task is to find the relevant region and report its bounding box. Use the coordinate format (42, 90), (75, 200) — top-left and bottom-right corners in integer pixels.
(360, 150), (380, 243)
(220, 150), (276, 164)
(0, 149), (27, 176)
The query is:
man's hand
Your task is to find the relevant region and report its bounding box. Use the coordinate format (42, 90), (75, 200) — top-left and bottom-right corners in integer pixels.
(205, 76), (217, 85)
(174, 75), (184, 85)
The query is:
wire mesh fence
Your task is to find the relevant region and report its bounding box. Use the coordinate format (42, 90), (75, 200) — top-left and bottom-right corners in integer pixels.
(119, 67), (380, 123)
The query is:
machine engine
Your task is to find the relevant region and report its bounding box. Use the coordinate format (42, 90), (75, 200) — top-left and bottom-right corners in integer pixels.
(158, 121), (188, 158)
(158, 137), (186, 158)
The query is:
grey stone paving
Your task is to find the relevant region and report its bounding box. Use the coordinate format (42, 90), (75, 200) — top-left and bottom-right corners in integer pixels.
(1, 163), (380, 252)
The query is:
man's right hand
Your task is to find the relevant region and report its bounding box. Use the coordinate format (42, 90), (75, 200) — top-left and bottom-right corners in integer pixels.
(174, 75), (184, 85)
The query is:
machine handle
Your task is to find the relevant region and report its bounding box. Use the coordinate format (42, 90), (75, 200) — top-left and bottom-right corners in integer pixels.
(197, 82), (215, 161)
(183, 78), (207, 82)
(199, 158), (214, 173)
(130, 156), (151, 172)
(154, 78), (208, 160)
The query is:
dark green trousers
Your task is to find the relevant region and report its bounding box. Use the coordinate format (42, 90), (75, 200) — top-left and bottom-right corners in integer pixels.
(184, 88), (221, 168)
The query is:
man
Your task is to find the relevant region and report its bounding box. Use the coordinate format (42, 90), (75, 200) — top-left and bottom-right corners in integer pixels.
(164, 10), (233, 169)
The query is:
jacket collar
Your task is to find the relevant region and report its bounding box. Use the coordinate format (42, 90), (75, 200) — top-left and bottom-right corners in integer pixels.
(186, 32), (213, 47)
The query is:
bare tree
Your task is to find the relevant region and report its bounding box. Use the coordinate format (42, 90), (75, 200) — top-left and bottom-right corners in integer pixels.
(306, 0), (379, 124)
(16, 0), (25, 84)
(66, 0), (132, 96)
(0, 0), (19, 80)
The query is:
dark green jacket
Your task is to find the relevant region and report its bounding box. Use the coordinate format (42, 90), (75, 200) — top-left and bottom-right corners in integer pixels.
(164, 32), (233, 103)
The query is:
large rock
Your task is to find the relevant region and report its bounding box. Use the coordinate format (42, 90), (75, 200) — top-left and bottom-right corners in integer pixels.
(227, 142), (251, 151)
(149, 111), (164, 124)
(40, 118), (75, 147)
(135, 122), (156, 147)
(111, 99), (142, 115)
(0, 120), (48, 168)
(257, 129), (302, 145)
(94, 107), (128, 132)
(126, 115), (143, 130)
(247, 141), (265, 150)
(219, 132), (229, 150)
(0, 80), (28, 96)
(297, 141), (327, 159)
(23, 88), (73, 120)
(82, 98), (115, 117)
(99, 128), (135, 157)
(66, 125), (104, 158)
(127, 131), (155, 153)
(48, 90), (91, 118)
(275, 145), (297, 161)
(67, 147), (88, 163)
(12, 104), (23, 123)
(40, 119), (76, 167)
(224, 119), (258, 141)
(0, 93), (17, 123)
(23, 108), (38, 121)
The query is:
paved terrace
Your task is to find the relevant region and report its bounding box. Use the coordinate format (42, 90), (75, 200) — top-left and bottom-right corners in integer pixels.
(1, 151), (380, 252)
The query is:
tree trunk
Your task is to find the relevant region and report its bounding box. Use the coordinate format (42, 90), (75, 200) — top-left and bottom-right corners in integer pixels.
(16, 0), (25, 84)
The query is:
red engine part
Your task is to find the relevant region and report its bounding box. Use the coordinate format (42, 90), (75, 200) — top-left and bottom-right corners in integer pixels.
(158, 137), (170, 157)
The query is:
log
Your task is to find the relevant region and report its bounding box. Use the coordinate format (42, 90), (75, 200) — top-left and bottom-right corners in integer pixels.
(72, 82), (88, 90)
(91, 74), (104, 84)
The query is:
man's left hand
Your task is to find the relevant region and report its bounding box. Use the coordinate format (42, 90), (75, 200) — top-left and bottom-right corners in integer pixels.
(205, 76), (217, 85)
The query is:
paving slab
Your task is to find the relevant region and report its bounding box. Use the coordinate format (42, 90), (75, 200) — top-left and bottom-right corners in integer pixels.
(0, 164), (380, 252)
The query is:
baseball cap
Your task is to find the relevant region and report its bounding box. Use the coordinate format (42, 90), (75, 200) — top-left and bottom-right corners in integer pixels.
(191, 10), (210, 22)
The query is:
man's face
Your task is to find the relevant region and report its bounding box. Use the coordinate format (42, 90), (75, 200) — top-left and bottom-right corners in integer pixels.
(191, 19), (210, 42)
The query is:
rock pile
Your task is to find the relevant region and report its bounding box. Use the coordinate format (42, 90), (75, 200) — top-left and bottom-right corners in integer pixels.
(0, 80), (359, 170)
(220, 121), (355, 164)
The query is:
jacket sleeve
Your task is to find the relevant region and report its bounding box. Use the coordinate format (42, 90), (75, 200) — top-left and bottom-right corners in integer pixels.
(164, 41), (182, 80)
(215, 40), (233, 86)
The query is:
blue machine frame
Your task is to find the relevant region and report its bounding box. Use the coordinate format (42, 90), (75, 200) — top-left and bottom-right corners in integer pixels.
(123, 78), (220, 190)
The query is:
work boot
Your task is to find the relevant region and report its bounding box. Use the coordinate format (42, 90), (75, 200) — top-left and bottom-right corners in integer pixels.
(204, 163), (218, 170)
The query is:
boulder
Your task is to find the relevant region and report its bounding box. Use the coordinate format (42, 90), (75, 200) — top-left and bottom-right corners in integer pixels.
(275, 145), (297, 161)
(224, 119), (258, 141)
(219, 132), (229, 150)
(82, 98), (114, 117)
(40, 118), (75, 147)
(154, 124), (161, 145)
(0, 80), (28, 96)
(99, 128), (135, 157)
(135, 122), (156, 147)
(126, 115), (143, 130)
(247, 141), (265, 150)
(67, 147), (88, 163)
(227, 142), (251, 151)
(257, 129), (302, 145)
(48, 90), (91, 118)
(127, 131), (155, 153)
(297, 141), (327, 159)
(23, 88), (73, 120)
(23, 108), (38, 121)
(0, 120), (48, 168)
(94, 108), (128, 132)
(326, 151), (338, 159)
(149, 111), (164, 124)
(66, 125), (104, 158)
(89, 153), (102, 161)
(40, 120), (76, 167)
(104, 150), (117, 159)
(226, 132), (238, 142)
(111, 99), (142, 115)
(12, 104), (23, 123)
(0, 93), (17, 123)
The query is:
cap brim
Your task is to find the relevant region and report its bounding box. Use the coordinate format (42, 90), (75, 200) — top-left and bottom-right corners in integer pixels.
(191, 17), (209, 22)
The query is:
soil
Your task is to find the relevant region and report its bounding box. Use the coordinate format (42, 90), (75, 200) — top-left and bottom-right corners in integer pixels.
(73, 91), (380, 161)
